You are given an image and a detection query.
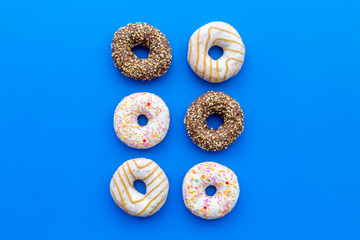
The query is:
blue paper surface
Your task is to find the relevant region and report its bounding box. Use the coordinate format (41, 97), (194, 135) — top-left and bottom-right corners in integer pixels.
(1, 0), (360, 239)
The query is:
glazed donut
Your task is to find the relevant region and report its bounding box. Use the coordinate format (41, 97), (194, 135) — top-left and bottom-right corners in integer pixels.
(111, 23), (172, 81)
(184, 91), (244, 151)
(182, 162), (239, 219)
(187, 21), (245, 83)
(110, 158), (169, 217)
(114, 92), (170, 149)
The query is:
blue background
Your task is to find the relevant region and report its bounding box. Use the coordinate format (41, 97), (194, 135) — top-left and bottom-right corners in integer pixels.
(1, 0), (360, 239)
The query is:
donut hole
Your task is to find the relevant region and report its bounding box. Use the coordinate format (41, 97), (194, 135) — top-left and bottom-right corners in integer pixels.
(206, 114), (223, 130)
(133, 179), (147, 194)
(208, 46), (223, 60)
(205, 185), (217, 196)
(132, 45), (149, 59)
(137, 114), (148, 126)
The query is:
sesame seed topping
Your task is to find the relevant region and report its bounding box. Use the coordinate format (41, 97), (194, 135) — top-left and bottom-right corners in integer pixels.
(184, 91), (244, 151)
(111, 23), (172, 81)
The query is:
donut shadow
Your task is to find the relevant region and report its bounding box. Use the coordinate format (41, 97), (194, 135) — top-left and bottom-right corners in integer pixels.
(182, 202), (231, 223)
(111, 67), (163, 87)
(108, 195), (167, 224)
(111, 131), (169, 156)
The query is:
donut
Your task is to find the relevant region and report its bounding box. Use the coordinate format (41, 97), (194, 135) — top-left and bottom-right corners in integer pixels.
(184, 91), (244, 151)
(110, 158), (169, 217)
(111, 23), (172, 81)
(182, 162), (239, 219)
(114, 92), (170, 149)
(187, 21), (245, 83)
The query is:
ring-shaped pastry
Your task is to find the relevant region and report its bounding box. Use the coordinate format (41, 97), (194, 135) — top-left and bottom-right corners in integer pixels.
(187, 21), (245, 83)
(114, 92), (170, 149)
(110, 158), (169, 217)
(182, 162), (240, 219)
(112, 22), (172, 81)
(184, 91), (244, 151)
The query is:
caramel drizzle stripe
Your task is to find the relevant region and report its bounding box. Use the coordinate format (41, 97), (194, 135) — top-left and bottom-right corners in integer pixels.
(127, 161), (136, 179)
(141, 165), (159, 181)
(232, 68), (241, 78)
(146, 170), (164, 187)
(202, 26), (240, 79)
(213, 38), (245, 49)
(201, 27), (212, 78)
(215, 61), (219, 83)
(223, 58), (244, 81)
(188, 35), (192, 63)
(147, 194), (168, 216)
(112, 177), (128, 213)
(110, 187), (120, 208)
(133, 159), (153, 169)
(122, 164), (134, 189)
(212, 26), (241, 39)
(194, 29), (201, 72)
(209, 58), (212, 82)
(117, 169), (167, 204)
(223, 48), (245, 55)
(134, 184), (169, 216)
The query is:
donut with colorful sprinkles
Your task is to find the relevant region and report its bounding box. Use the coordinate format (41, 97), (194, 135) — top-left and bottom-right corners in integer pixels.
(182, 162), (240, 219)
(114, 92), (170, 149)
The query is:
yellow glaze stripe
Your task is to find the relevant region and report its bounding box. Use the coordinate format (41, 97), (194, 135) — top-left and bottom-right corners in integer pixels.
(122, 164), (134, 189)
(232, 68), (241, 78)
(112, 177), (128, 213)
(127, 161), (136, 179)
(202, 26), (241, 79)
(133, 159), (153, 169)
(213, 38), (245, 49)
(223, 48), (245, 55)
(146, 170), (163, 187)
(215, 61), (219, 83)
(134, 184), (169, 216)
(110, 187), (120, 208)
(148, 194), (168, 216)
(117, 168), (167, 204)
(194, 29), (201, 72)
(223, 58), (244, 81)
(188, 35), (192, 63)
(142, 165), (159, 181)
(209, 58), (212, 82)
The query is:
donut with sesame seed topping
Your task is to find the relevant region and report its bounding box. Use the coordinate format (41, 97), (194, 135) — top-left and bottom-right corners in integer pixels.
(114, 92), (170, 149)
(184, 91), (244, 151)
(182, 162), (240, 219)
(111, 23), (172, 81)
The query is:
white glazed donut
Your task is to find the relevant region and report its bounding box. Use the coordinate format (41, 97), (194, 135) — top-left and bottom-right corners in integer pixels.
(187, 21), (245, 83)
(182, 162), (240, 219)
(114, 92), (170, 149)
(110, 158), (169, 217)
